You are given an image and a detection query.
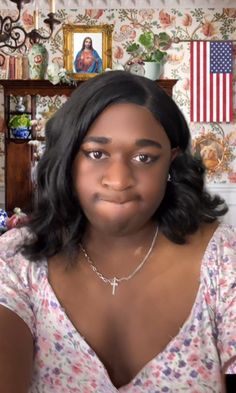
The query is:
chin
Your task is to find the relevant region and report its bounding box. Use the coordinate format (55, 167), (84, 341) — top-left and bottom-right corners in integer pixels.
(89, 214), (154, 237)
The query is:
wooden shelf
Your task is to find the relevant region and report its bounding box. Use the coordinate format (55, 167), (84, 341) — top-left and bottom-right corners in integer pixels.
(0, 79), (78, 97)
(0, 78), (176, 97)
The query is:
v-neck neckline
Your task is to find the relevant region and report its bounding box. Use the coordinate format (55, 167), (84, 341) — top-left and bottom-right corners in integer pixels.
(40, 223), (223, 391)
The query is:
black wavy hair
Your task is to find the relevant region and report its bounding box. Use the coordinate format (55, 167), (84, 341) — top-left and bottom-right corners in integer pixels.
(21, 70), (227, 261)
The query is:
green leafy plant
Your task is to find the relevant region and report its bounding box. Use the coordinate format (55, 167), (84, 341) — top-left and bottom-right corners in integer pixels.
(8, 114), (32, 129)
(126, 31), (171, 63)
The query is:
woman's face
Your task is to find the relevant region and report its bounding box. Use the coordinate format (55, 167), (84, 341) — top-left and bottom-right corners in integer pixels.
(73, 103), (177, 236)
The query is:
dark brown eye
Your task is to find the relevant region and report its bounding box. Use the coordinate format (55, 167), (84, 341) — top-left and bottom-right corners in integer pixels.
(87, 151), (106, 160)
(133, 154), (152, 163)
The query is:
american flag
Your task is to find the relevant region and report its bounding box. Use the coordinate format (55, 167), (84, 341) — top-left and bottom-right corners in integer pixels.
(190, 41), (233, 123)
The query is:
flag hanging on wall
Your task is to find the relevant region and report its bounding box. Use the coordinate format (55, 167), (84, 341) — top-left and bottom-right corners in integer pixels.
(190, 41), (233, 123)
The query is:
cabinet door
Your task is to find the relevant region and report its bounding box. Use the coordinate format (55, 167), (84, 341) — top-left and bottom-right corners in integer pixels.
(5, 141), (33, 212)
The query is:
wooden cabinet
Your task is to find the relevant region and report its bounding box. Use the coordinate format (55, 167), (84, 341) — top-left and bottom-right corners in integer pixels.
(0, 79), (177, 213)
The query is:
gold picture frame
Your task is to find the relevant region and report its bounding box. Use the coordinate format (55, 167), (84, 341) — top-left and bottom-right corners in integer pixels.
(192, 131), (233, 177)
(63, 24), (113, 80)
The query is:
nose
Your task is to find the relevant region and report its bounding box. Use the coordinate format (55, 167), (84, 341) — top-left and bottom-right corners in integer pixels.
(101, 158), (135, 191)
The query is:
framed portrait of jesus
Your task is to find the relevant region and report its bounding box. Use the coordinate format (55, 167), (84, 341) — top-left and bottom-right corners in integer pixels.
(63, 24), (113, 80)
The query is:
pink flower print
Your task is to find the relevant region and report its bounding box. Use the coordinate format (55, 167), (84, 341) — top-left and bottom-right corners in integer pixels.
(144, 380), (152, 388)
(201, 21), (217, 37)
(167, 353), (175, 361)
(42, 299), (49, 307)
(223, 8), (236, 18)
(85, 9), (103, 19)
(204, 291), (211, 304)
(182, 13), (192, 26)
(53, 332), (63, 341)
(38, 337), (51, 352)
(197, 366), (209, 380)
(113, 46), (124, 60)
(52, 57), (64, 68)
(219, 278), (227, 287)
(139, 10), (155, 20)
(228, 173), (236, 183)
(58, 314), (65, 321)
(159, 10), (175, 28)
(72, 363), (82, 374)
(186, 379), (193, 387)
(120, 25), (136, 39)
(193, 336), (200, 344)
(55, 378), (62, 386)
(22, 10), (34, 28)
(31, 283), (39, 291)
(182, 78), (190, 91)
(153, 370), (160, 378)
(187, 353), (199, 366)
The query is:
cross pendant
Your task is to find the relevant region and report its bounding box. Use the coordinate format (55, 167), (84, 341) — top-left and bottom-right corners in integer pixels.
(111, 277), (118, 295)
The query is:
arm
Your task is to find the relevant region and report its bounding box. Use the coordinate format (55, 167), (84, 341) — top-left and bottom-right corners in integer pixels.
(74, 50), (82, 72)
(0, 306), (33, 393)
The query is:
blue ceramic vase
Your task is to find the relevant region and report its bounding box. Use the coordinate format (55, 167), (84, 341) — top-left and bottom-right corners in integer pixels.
(11, 126), (31, 139)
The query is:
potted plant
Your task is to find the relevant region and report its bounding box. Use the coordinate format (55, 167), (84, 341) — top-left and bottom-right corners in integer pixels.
(8, 113), (32, 139)
(126, 31), (171, 80)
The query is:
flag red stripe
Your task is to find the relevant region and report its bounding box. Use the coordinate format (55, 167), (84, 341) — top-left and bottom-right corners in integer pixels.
(196, 42), (200, 122)
(190, 41), (194, 121)
(210, 67), (214, 123)
(203, 42), (207, 122)
(223, 73), (226, 122)
(230, 73), (233, 121)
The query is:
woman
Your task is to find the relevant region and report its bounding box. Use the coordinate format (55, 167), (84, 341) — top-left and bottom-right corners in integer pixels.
(74, 36), (102, 73)
(0, 71), (235, 392)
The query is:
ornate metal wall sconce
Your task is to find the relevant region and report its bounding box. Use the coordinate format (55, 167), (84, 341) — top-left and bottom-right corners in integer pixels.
(0, 0), (60, 50)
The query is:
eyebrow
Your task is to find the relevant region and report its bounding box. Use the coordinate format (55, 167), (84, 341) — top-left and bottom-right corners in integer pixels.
(82, 136), (162, 149)
(82, 136), (110, 144)
(135, 138), (162, 149)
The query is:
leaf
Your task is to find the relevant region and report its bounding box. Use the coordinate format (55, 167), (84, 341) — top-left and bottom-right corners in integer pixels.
(152, 49), (167, 63)
(138, 31), (154, 50)
(158, 32), (172, 49)
(126, 43), (140, 53)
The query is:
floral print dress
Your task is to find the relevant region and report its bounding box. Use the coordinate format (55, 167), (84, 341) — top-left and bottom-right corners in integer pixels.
(0, 223), (235, 392)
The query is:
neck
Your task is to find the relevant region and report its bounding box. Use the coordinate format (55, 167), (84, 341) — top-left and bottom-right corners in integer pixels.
(81, 222), (158, 274)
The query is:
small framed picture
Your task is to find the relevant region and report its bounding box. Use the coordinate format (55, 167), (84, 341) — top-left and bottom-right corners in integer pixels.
(63, 24), (113, 80)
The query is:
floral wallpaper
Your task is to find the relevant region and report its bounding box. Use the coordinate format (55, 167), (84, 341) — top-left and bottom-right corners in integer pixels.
(0, 6), (236, 190)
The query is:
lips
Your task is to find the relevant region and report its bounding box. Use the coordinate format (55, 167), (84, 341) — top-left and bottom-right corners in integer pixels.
(97, 195), (137, 205)
(101, 198), (132, 205)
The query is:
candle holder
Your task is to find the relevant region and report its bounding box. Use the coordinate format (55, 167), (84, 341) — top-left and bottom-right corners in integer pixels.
(0, 0), (60, 50)
(28, 13), (60, 45)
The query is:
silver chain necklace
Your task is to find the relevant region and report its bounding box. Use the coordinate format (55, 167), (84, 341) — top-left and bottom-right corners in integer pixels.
(79, 225), (159, 295)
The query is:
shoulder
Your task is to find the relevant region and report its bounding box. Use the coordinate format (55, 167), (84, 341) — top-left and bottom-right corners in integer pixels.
(206, 222), (236, 260)
(202, 222), (236, 296)
(0, 227), (33, 265)
(204, 223), (236, 370)
(0, 227), (41, 290)
(0, 228), (45, 336)
(0, 226), (30, 249)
